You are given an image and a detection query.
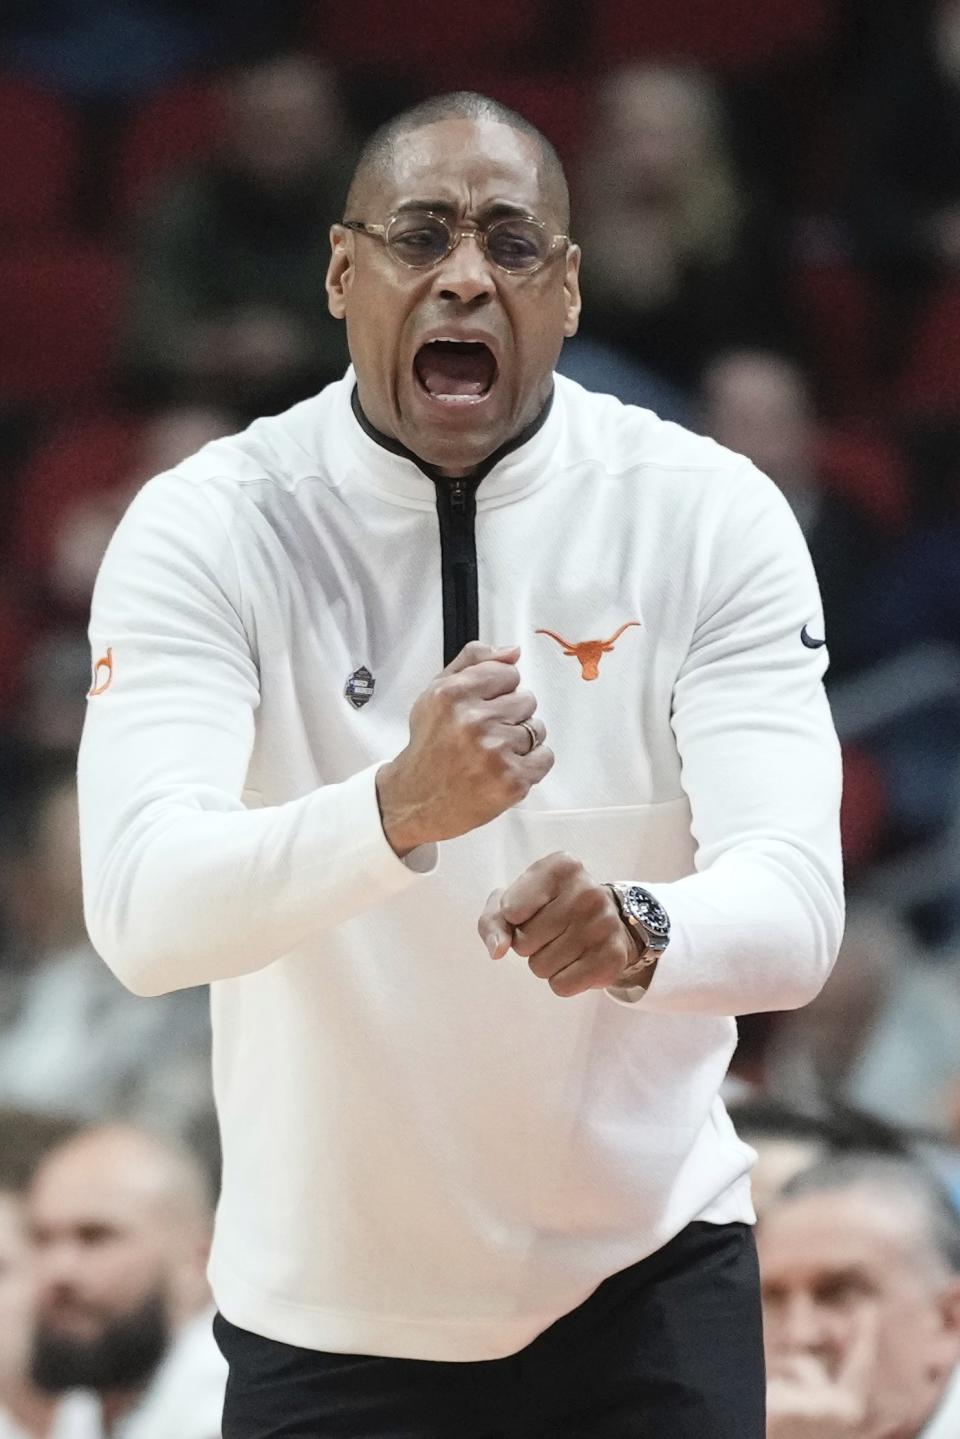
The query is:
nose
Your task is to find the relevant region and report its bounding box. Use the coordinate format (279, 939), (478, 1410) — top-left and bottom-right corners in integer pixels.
(434, 231), (497, 305)
(777, 1292), (832, 1353)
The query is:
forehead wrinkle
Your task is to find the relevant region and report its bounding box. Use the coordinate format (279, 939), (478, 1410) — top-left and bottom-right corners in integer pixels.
(376, 121), (566, 229)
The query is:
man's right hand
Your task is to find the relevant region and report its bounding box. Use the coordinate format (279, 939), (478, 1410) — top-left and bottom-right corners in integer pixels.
(765, 1311), (920, 1439)
(376, 642), (554, 856)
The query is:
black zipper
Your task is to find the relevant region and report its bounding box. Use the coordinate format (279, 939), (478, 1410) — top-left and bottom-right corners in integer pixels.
(435, 478), (480, 666)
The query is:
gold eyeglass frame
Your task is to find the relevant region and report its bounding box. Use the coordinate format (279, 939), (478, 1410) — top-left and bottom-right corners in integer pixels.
(342, 211), (570, 275)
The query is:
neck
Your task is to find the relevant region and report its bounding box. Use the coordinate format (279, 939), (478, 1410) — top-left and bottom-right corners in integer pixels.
(100, 1386), (142, 1434)
(3, 1382), (59, 1437)
(350, 386), (554, 486)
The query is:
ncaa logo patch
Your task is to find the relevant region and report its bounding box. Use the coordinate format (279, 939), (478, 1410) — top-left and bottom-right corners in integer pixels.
(344, 665), (375, 709)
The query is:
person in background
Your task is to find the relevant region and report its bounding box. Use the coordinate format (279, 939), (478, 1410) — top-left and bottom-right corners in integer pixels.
(728, 1096), (912, 1215)
(0, 1109), (77, 1438)
(124, 54), (356, 417)
(575, 65), (792, 391)
(27, 1125), (225, 1439)
(758, 1152), (960, 1438)
(0, 1189), (56, 1438)
(701, 349), (891, 679)
(765, 903), (960, 1134)
(12, 407), (235, 759)
(0, 761), (213, 1138)
(847, 0), (960, 291)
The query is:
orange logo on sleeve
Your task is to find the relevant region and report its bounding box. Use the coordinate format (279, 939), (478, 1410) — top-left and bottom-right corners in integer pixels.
(88, 648), (114, 696)
(535, 621), (640, 681)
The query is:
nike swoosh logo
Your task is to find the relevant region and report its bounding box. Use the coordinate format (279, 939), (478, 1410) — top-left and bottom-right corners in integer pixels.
(801, 625), (826, 649)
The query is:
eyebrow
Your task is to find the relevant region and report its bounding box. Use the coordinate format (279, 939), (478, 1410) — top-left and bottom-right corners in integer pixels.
(393, 199), (542, 222)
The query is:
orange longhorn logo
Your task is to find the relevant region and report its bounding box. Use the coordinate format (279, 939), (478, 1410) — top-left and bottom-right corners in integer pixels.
(535, 621), (640, 680)
(88, 647), (114, 696)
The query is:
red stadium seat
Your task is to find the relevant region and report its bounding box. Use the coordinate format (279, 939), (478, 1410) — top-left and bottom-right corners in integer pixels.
(587, 0), (836, 72)
(311, 0), (547, 71)
(839, 744), (889, 872)
(11, 413), (142, 576)
(793, 259), (882, 419)
(0, 242), (126, 405)
(0, 76), (81, 236)
(426, 70), (589, 166)
(116, 79), (226, 216)
(814, 426), (911, 532)
(0, 591), (37, 720)
(897, 282), (960, 419)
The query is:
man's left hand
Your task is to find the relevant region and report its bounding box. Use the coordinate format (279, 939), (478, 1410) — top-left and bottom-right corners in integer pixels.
(478, 853), (639, 997)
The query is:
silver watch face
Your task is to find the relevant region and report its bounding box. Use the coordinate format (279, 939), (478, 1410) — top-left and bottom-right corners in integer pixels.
(623, 886), (670, 939)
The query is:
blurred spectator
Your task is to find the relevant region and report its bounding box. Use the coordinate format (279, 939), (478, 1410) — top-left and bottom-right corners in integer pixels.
(701, 350), (892, 678)
(10, 406), (235, 758)
(733, 1103), (832, 1216)
(765, 905), (960, 1131)
(0, 1188), (57, 1438)
(0, 761), (213, 1137)
(729, 1096), (913, 1215)
(0, 1110), (78, 1437)
(834, 464), (960, 865)
(0, 2), (306, 104)
(27, 1125), (225, 1438)
(124, 54), (355, 417)
(31, 406), (237, 626)
(575, 65), (793, 391)
(847, 0), (960, 291)
(555, 334), (691, 424)
(758, 1153), (960, 1437)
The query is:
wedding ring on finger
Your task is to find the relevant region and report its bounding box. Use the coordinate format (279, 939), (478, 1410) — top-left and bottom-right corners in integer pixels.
(519, 719), (542, 755)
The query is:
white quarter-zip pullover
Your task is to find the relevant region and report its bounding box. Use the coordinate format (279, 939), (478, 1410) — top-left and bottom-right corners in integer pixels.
(78, 372), (843, 1360)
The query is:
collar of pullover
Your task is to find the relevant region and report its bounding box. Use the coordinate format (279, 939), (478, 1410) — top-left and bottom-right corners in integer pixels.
(341, 371), (561, 508)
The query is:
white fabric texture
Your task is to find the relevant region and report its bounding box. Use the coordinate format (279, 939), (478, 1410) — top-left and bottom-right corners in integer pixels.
(78, 371), (844, 1360)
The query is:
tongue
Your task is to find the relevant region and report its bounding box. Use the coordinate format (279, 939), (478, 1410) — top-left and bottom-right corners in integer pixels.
(416, 345), (493, 397)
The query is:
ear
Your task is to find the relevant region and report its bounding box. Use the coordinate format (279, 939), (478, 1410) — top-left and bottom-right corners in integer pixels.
(326, 224), (352, 320)
(563, 244), (582, 339)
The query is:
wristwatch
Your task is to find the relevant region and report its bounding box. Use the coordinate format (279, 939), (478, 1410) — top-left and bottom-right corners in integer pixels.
(607, 883), (670, 982)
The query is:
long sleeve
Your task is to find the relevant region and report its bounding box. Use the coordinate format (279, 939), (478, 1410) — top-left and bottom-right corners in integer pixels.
(611, 463), (844, 1015)
(78, 472), (433, 997)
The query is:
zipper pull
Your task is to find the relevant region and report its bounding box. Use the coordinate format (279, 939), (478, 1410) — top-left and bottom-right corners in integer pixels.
(450, 481), (466, 513)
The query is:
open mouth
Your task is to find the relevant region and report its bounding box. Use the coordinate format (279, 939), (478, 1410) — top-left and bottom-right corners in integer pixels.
(414, 340), (498, 402)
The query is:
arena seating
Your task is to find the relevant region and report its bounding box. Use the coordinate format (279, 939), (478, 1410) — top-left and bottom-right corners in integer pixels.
(585, 0), (836, 72)
(0, 77), (81, 237)
(0, 242), (126, 405)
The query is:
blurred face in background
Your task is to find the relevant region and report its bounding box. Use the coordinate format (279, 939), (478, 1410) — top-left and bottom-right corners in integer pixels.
(593, 65), (717, 204)
(223, 57), (348, 188)
(703, 352), (815, 496)
(0, 1192), (38, 1395)
(28, 1131), (210, 1394)
(759, 1187), (960, 1430)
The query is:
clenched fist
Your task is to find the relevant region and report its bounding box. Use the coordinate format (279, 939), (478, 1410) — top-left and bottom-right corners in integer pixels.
(478, 852), (644, 998)
(376, 642), (554, 855)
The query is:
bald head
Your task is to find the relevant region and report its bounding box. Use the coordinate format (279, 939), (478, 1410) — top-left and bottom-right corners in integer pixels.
(32, 1124), (212, 1235)
(346, 91), (570, 230)
(28, 1123), (214, 1375)
(703, 349), (815, 493)
(774, 1152), (960, 1278)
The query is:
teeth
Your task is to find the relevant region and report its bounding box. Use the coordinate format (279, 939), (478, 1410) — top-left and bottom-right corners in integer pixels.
(427, 338), (487, 351)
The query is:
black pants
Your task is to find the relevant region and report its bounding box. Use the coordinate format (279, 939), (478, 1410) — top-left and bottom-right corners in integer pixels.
(215, 1221), (765, 1438)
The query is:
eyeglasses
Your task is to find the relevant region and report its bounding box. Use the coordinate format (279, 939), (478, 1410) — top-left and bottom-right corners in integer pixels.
(342, 210), (570, 275)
